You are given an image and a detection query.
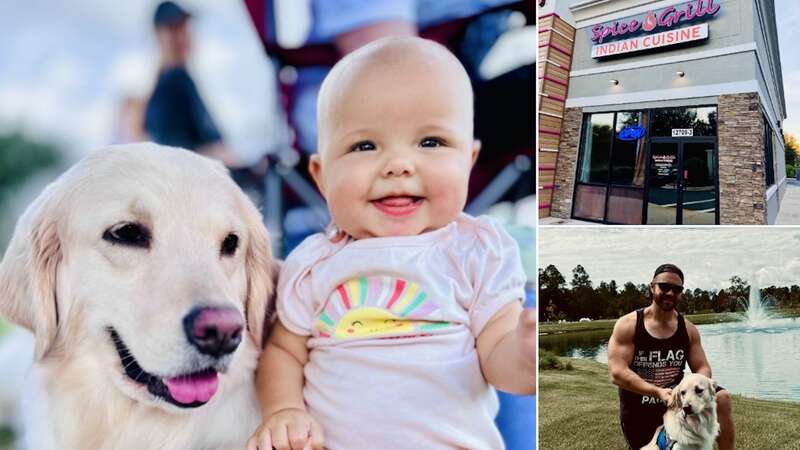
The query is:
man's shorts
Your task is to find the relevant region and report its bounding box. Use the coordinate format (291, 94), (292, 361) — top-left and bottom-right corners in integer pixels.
(620, 385), (725, 450)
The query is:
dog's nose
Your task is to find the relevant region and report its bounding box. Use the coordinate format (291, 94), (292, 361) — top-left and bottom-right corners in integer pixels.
(682, 406), (694, 415)
(183, 307), (244, 358)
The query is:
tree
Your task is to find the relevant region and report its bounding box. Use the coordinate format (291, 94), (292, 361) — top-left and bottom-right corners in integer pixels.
(0, 132), (63, 249)
(571, 265), (595, 320)
(540, 265), (566, 291)
(785, 132), (799, 168)
(727, 275), (749, 312)
(539, 265), (568, 322)
(571, 265), (592, 289)
(597, 280), (619, 318)
(0, 132), (61, 198)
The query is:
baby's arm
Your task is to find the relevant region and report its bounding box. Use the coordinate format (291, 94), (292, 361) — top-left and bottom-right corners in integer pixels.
(246, 322), (323, 450)
(476, 302), (537, 395)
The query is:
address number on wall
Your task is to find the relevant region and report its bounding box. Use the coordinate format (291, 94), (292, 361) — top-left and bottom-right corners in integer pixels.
(672, 128), (694, 137)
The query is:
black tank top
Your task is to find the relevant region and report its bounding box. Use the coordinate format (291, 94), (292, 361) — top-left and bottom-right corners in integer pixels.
(619, 308), (690, 417)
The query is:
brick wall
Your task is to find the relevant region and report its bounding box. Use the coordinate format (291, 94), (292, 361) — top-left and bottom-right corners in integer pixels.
(550, 107), (583, 218)
(717, 92), (767, 224)
(538, 13), (576, 218)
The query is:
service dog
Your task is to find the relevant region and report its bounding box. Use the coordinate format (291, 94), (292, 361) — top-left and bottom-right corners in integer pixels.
(0, 144), (276, 450)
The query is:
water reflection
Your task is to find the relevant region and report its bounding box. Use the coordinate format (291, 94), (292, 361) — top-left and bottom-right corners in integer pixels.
(540, 318), (800, 402)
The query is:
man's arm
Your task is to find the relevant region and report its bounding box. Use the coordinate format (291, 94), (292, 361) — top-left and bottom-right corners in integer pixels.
(476, 301), (536, 395)
(608, 313), (671, 403)
(685, 320), (712, 377)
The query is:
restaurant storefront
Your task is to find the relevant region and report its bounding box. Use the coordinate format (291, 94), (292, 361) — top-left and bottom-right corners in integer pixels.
(574, 105), (719, 224)
(547, 0), (786, 225)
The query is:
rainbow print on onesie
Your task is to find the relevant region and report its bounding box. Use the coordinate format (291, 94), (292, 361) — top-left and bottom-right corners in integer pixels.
(314, 276), (451, 340)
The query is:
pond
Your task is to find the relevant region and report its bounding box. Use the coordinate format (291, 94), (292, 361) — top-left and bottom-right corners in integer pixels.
(540, 318), (800, 402)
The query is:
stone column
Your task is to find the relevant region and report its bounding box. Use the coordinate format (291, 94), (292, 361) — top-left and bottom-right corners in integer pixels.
(550, 107), (583, 218)
(717, 92), (767, 224)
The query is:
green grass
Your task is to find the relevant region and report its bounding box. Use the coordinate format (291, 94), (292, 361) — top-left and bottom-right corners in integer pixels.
(0, 426), (13, 450)
(540, 310), (800, 335)
(540, 358), (800, 450)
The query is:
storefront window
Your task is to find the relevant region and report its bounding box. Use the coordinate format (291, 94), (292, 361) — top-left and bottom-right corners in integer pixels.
(764, 117), (775, 186)
(578, 113), (613, 184)
(575, 111), (648, 223)
(651, 106), (717, 136)
(574, 105), (719, 225)
(611, 112), (647, 187)
(573, 184), (606, 221)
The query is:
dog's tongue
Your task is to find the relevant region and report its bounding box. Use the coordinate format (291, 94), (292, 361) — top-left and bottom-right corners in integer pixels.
(164, 371), (219, 405)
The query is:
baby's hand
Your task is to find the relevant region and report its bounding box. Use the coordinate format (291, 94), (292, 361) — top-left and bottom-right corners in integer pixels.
(517, 308), (537, 368)
(246, 408), (324, 450)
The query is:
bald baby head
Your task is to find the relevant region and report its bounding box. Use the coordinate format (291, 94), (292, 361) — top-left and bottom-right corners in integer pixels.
(316, 37), (474, 157)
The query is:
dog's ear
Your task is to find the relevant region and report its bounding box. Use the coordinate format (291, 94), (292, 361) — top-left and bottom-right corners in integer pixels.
(0, 182), (64, 360)
(709, 378), (719, 393)
(241, 200), (278, 349)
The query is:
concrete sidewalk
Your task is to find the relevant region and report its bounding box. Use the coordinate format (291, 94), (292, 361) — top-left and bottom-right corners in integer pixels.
(539, 216), (597, 225)
(775, 179), (800, 224)
(541, 183), (800, 224)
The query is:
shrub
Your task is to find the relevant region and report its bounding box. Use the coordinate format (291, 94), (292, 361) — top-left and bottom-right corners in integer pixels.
(539, 350), (574, 370)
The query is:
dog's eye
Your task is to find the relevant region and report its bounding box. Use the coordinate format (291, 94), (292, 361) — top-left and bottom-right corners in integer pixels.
(681, 390), (686, 396)
(103, 223), (150, 249)
(695, 387), (704, 394)
(221, 233), (239, 256)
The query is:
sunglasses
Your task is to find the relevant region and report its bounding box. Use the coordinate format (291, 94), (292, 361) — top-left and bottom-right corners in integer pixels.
(656, 283), (684, 294)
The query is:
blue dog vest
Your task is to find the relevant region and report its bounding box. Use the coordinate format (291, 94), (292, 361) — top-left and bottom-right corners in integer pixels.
(657, 427), (676, 450)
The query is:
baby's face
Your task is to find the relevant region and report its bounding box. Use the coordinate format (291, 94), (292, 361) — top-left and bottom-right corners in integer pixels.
(312, 49), (477, 239)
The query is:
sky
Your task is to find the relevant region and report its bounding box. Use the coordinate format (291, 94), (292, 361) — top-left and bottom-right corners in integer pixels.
(0, 0), (287, 163)
(775, 0), (800, 139)
(539, 227), (800, 291)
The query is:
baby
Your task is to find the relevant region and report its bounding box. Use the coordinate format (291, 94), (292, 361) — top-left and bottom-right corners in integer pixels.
(246, 36), (536, 450)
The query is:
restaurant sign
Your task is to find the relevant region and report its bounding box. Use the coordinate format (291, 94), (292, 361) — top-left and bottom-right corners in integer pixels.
(592, 24), (708, 58)
(617, 125), (646, 141)
(590, 0), (720, 58)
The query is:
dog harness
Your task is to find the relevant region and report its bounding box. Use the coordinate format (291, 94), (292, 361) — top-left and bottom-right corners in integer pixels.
(656, 427), (676, 450)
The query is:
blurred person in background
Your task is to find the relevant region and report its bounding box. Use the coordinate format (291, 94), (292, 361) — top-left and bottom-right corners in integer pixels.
(113, 95), (148, 144)
(144, 1), (239, 167)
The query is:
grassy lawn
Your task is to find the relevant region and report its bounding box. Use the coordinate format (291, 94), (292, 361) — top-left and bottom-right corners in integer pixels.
(540, 358), (800, 450)
(540, 309), (800, 335)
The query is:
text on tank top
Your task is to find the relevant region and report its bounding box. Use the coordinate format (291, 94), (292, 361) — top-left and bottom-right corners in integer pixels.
(620, 308), (690, 410)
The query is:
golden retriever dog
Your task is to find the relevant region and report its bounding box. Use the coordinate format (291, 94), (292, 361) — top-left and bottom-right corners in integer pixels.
(0, 144), (276, 450)
(641, 373), (720, 450)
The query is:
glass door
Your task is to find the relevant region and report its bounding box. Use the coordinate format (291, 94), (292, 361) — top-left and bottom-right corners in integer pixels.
(646, 142), (679, 224)
(681, 142), (717, 225)
(646, 140), (718, 224)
